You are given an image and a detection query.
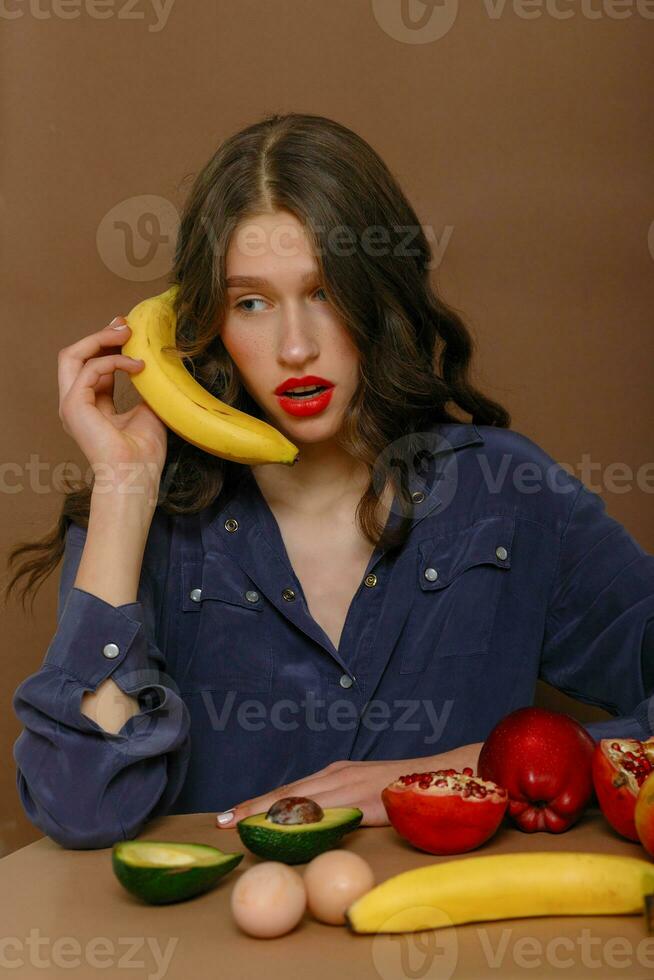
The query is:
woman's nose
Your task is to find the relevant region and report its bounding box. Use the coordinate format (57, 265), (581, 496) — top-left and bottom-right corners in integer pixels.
(277, 318), (320, 364)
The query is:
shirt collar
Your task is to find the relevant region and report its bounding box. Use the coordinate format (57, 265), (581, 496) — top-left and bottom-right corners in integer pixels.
(203, 421), (485, 555)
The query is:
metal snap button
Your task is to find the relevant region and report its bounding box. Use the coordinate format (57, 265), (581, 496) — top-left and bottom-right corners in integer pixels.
(364, 574), (378, 588)
(245, 590), (260, 603)
(224, 518), (239, 532)
(339, 674), (354, 689)
(411, 490), (425, 503)
(282, 588), (296, 601)
(495, 546), (508, 561)
(189, 588), (202, 602)
(424, 567), (439, 582)
(102, 643), (120, 660)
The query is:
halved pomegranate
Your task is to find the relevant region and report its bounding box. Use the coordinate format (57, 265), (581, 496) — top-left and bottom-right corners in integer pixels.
(381, 767), (508, 855)
(591, 738), (654, 841)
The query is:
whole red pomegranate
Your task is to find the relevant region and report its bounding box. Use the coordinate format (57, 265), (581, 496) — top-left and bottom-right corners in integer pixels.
(478, 706), (595, 833)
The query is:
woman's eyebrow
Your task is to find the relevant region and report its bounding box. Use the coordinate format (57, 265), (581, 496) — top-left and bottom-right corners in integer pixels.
(225, 271), (319, 288)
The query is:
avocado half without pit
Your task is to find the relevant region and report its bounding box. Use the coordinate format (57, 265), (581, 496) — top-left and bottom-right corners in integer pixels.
(112, 841), (244, 905)
(236, 796), (363, 865)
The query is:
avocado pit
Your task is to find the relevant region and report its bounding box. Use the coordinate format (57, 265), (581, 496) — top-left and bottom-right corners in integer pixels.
(266, 796), (324, 825)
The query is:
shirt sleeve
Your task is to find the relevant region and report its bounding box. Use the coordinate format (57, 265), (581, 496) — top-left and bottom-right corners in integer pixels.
(12, 517), (192, 850)
(539, 479), (654, 742)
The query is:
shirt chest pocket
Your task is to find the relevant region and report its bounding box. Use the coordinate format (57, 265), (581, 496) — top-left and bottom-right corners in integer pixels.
(399, 516), (515, 673)
(176, 551), (273, 694)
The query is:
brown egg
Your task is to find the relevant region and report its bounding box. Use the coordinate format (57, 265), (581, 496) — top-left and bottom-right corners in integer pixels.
(230, 862), (307, 938)
(304, 850), (375, 925)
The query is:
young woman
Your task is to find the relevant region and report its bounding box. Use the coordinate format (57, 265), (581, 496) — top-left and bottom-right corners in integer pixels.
(7, 113), (654, 850)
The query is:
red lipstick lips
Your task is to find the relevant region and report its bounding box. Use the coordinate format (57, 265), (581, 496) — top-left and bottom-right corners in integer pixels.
(274, 375), (334, 395)
(274, 376), (335, 418)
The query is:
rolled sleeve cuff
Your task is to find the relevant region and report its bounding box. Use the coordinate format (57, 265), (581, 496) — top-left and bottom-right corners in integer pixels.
(43, 587), (149, 690)
(584, 701), (652, 742)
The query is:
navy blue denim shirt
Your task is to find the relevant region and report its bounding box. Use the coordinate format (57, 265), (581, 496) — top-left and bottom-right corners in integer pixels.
(12, 422), (654, 849)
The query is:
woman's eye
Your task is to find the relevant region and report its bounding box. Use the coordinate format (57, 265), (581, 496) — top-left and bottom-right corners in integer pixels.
(234, 288), (328, 317)
(234, 297), (267, 316)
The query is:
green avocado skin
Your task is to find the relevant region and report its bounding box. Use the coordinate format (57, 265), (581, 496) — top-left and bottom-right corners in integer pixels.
(237, 810), (363, 865)
(112, 845), (243, 905)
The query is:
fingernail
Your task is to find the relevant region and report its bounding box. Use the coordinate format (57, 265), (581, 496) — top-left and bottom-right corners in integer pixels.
(110, 316), (127, 329)
(216, 810), (235, 825)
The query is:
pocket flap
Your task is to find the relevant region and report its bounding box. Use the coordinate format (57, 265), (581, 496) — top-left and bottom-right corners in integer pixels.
(418, 516), (515, 591)
(182, 552), (264, 611)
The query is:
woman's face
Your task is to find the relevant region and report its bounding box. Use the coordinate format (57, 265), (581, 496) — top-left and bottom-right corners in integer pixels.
(219, 210), (361, 445)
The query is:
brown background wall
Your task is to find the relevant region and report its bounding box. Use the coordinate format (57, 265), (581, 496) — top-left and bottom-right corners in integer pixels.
(2, 0), (653, 855)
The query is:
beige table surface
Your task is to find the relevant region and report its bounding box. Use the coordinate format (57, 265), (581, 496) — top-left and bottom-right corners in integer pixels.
(2, 806), (654, 979)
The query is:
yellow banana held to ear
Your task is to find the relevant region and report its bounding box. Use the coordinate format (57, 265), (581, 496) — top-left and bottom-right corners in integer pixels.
(122, 285), (299, 466)
(345, 851), (654, 933)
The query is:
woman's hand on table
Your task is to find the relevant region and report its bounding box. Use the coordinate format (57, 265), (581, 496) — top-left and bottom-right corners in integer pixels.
(215, 759), (406, 827)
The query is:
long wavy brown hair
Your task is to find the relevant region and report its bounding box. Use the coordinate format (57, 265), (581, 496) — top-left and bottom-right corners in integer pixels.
(4, 111), (510, 613)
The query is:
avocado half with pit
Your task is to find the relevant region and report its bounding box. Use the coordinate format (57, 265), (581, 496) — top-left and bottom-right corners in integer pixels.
(112, 841), (243, 905)
(237, 799), (363, 865)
